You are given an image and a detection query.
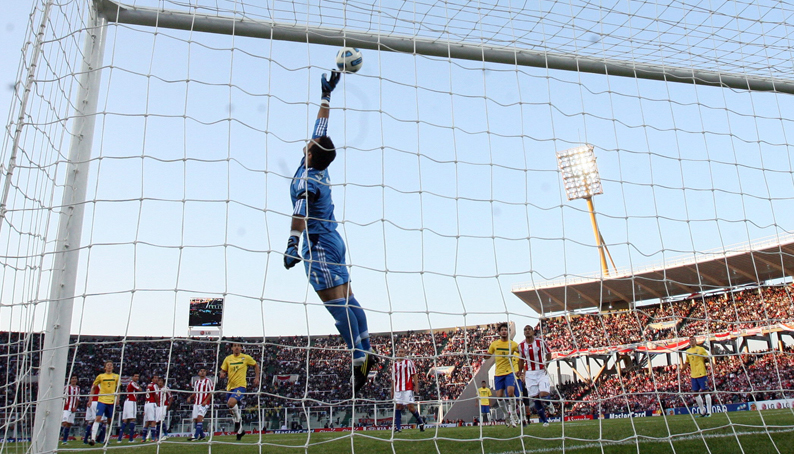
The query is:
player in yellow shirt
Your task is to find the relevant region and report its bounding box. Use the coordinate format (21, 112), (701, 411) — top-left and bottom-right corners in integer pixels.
(88, 361), (120, 446)
(219, 342), (260, 440)
(477, 380), (493, 423)
(486, 323), (520, 427)
(685, 336), (712, 417)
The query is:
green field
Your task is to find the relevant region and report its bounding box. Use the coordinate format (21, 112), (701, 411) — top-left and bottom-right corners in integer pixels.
(53, 410), (794, 453)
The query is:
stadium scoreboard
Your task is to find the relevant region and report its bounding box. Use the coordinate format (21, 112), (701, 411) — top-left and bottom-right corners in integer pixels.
(188, 297), (224, 336)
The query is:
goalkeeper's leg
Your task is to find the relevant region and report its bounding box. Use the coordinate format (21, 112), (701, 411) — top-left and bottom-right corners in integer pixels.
(347, 294), (371, 352)
(323, 297), (364, 363)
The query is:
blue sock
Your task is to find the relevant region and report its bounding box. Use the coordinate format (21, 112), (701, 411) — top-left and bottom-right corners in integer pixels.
(324, 297), (364, 359)
(348, 295), (371, 351)
(195, 422), (203, 438)
(98, 424), (106, 442)
(535, 400), (547, 423)
(142, 427), (149, 440)
(395, 408), (402, 430)
(154, 425), (160, 440)
(61, 426), (69, 443)
(118, 422), (126, 441)
(127, 422), (135, 440)
(411, 410), (422, 423)
(83, 426), (91, 443)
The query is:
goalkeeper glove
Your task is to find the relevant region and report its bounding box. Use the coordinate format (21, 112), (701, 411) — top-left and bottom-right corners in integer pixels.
(284, 235), (301, 269)
(321, 71), (341, 100)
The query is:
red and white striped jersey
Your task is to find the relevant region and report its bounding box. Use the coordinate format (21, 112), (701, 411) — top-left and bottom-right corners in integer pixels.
(392, 359), (417, 392)
(145, 382), (159, 404)
(63, 385), (80, 411)
(90, 384), (100, 402)
(158, 386), (172, 407)
(519, 338), (547, 371)
(126, 381), (141, 402)
(193, 377), (214, 406)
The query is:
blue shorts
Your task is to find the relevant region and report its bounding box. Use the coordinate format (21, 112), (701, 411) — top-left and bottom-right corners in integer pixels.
(494, 374), (516, 392)
(480, 405), (490, 414)
(302, 232), (349, 291)
(691, 376), (709, 392)
(96, 402), (114, 419)
(227, 387), (245, 402)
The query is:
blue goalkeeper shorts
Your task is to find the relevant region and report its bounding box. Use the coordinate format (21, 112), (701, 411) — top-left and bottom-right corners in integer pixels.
(302, 232), (349, 291)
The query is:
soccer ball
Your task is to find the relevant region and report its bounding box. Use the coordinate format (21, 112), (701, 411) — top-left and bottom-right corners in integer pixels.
(335, 47), (363, 73)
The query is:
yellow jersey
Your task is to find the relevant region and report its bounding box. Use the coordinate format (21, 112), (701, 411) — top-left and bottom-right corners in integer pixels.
(477, 387), (492, 406)
(685, 346), (709, 378)
(92, 373), (120, 404)
(512, 351), (520, 372)
(221, 353), (257, 390)
(488, 339), (519, 376)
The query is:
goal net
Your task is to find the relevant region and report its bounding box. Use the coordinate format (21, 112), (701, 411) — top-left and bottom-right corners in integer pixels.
(2, 0), (794, 452)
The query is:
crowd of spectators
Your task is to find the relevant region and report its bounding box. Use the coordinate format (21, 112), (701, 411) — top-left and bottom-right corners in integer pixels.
(0, 324), (501, 431)
(3, 284), (793, 430)
(542, 285), (794, 352)
(557, 347), (794, 416)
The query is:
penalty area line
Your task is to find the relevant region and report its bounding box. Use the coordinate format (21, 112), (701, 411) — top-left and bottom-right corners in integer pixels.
(486, 427), (794, 454)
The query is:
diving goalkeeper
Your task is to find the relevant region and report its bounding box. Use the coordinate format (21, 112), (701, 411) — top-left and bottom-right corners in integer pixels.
(284, 70), (376, 394)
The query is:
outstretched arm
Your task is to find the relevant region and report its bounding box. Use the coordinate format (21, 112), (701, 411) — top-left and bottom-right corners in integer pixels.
(285, 71), (340, 270)
(311, 71), (339, 139)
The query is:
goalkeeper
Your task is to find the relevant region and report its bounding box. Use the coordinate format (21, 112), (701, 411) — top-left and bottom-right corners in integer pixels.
(284, 70), (375, 394)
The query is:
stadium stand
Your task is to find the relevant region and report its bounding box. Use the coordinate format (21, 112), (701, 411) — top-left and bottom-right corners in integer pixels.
(2, 284), (793, 432)
(541, 284), (794, 352)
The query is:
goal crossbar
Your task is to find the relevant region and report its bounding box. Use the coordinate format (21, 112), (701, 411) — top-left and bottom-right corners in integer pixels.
(96, 0), (794, 95)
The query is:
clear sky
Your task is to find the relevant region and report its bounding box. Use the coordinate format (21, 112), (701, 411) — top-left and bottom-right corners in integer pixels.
(2, 0), (794, 343)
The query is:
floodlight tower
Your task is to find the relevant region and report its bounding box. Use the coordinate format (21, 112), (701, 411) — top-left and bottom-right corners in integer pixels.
(556, 144), (616, 276)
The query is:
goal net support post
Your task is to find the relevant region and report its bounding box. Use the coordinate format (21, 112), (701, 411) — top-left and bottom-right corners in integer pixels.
(31, 5), (108, 453)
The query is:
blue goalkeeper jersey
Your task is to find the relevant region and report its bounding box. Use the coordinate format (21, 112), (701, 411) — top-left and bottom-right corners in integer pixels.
(290, 156), (337, 236)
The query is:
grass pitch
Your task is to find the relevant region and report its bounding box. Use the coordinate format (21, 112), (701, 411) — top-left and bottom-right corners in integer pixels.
(56, 410), (794, 453)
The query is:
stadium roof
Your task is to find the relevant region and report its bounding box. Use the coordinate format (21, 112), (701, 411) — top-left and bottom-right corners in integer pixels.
(512, 235), (794, 315)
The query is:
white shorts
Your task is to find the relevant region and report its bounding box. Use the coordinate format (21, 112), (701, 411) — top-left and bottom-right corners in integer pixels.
(143, 403), (158, 422)
(85, 402), (97, 421)
(156, 407), (166, 422)
(524, 370), (551, 397)
(192, 404), (209, 420)
(394, 390), (415, 405)
(123, 401), (137, 420)
(62, 410), (75, 424)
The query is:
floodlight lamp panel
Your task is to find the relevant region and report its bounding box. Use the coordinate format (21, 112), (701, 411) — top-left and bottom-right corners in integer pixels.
(556, 144), (604, 200)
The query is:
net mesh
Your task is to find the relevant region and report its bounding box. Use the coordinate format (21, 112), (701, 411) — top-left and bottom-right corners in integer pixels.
(2, 0), (794, 452)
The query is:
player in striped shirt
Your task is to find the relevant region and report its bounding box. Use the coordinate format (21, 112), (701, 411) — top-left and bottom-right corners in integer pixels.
(117, 373), (140, 442)
(518, 325), (552, 426)
(188, 368), (214, 441)
(156, 377), (173, 441)
(391, 347), (425, 433)
(283, 71), (376, 395)
(141, 376), (159, 442)
(82, 383), (100, 444)
(60, 375), (80, 445)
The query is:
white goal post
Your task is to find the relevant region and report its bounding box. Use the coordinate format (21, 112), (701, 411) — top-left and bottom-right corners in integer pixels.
(94, 0), (794, 93)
